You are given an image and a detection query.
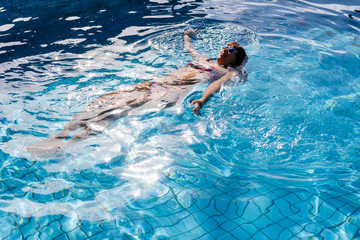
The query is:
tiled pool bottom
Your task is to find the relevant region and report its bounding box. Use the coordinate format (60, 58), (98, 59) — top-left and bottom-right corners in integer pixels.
(1, 166), (359, 239)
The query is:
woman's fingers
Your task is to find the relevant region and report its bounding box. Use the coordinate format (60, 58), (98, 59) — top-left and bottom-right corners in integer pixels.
(192, 104), (201, 115)
(191, 99), (203, 114)
(185, 28), (199, 36)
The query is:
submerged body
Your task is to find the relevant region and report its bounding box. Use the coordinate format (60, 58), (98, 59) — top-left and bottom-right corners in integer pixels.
(63, 62), (229, 137)
(25, 29), (247, 155)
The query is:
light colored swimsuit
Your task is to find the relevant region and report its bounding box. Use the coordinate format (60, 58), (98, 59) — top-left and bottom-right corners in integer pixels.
(149, 61), (221, 94)
(186, 61), (221, 82)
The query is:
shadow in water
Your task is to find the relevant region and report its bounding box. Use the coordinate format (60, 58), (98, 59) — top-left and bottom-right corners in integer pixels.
(0, 0), (206, 64)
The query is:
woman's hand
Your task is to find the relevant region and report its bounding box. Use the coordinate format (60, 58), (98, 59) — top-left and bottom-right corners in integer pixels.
(184, 28), (210, 61)
(185, 28), (199, 37)
(191, 98), (204, 115)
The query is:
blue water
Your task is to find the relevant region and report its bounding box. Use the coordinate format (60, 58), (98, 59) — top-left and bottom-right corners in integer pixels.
(1, 0), (360, 239)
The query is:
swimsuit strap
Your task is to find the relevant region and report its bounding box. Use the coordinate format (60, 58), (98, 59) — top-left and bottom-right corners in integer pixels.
(150, 81), (173, 92)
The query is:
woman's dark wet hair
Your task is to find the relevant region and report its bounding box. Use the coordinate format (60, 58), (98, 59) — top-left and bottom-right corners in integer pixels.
(228, 42), (247, 67)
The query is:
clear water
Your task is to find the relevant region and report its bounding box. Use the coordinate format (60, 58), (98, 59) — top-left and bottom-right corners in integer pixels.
(1, 0), (360, 239)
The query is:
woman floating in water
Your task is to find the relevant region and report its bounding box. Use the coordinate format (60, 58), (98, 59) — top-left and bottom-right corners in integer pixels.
(26, 29), (248, 155)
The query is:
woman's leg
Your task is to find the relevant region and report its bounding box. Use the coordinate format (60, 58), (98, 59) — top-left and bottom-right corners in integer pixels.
(24, 80), (192, 156)
(25, 84), (152, 155)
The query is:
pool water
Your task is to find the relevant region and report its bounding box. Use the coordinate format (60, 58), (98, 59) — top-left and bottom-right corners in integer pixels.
(1, 0), (360, 239)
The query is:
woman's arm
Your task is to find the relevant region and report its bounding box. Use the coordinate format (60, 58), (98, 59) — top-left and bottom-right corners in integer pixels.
(191, 71), (234, 114)
(184, 29), (210, 61)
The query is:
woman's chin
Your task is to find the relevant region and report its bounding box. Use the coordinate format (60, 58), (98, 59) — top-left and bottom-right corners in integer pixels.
(217, 58), (228, 66)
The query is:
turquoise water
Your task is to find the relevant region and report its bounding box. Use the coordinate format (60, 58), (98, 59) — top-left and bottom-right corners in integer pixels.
(1, 0), (360, 239)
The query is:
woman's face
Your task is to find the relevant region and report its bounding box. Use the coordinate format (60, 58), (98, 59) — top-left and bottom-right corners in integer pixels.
(217, 43), (237, 66)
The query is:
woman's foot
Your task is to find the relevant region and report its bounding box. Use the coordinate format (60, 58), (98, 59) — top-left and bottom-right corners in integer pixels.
(23, 138), (66, 157)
